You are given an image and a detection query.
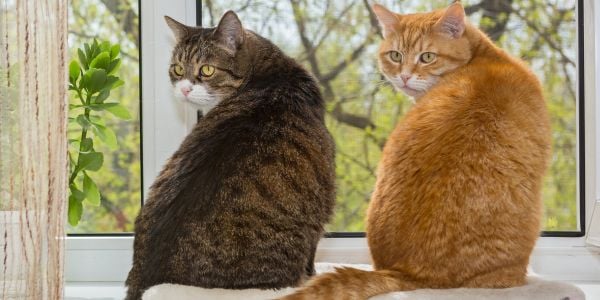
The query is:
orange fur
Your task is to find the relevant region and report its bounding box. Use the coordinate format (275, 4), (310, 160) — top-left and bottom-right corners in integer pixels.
(281, 2), (551, 299)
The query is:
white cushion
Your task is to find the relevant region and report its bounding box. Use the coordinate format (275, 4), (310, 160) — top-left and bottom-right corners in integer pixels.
(142, 263), (585, 300)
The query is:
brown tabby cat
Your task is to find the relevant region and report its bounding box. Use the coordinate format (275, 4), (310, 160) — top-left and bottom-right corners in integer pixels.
(125, 11), (336, 300)
(282, 2), (551, 299)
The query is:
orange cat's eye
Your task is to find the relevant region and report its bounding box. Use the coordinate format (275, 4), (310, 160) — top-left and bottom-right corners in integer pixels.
(389, 51), (403, 63)
(200, 65), (215, 77)
(420, 52), (437, 63)
(173, 64), (184, 76)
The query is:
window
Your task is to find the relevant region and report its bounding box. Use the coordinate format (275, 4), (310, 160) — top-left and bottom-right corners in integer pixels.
(65, 0), (581, 235)
(62, 0), (599, 285)
(67, 0), (141, 233)
(201, 0), (582, 233)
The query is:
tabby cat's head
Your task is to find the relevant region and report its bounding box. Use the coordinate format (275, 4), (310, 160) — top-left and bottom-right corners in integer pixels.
(373, 2), (472, 99)
(165, 11), (249, 113)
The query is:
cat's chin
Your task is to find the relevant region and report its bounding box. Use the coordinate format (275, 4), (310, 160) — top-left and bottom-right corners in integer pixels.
(188, 100), (219, 115)
(177, 96), (220, 115)
(398, 86), (424, 101)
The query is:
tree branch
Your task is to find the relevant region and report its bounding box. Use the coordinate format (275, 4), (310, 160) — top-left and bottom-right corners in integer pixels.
(464, 2), (483, 15)
(289, 0), (378, 132)
(322, 40), (371, 82)
(100, 197), (129, 231)
(362, 0), (382, 38)
(290, 0), (323, 80)
(477, 0), (514, 42)
(100, 0), (139, 47)
(509, 7), (576, 67)
(331, 103), (375, 129)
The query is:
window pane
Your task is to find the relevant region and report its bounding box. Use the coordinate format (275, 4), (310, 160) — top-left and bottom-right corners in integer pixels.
(203, 0), (579, 232)
(67, 0), (141, 233)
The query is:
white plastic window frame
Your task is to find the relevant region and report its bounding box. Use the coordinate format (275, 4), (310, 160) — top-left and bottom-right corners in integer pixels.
(64, 0), (600, 283)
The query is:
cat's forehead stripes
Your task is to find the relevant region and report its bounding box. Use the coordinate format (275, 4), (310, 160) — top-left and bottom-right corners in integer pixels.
(398, 25), (426, 51)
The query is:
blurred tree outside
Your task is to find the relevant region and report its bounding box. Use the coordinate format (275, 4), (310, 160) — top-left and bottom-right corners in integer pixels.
(203, 0), (578, 232)
(67, 0), (140, 233)
(66, 0), (578, 233)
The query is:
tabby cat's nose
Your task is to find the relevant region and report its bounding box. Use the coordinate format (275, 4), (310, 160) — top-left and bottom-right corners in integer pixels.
(181, 86), (191, 97)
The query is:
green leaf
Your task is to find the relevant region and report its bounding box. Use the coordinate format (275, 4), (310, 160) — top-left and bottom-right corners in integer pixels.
(104, 76), (124, 91)
(90, 40), (102, 59)
(84, 43), (91, 58)
(100, 40), (110, 52)
(105, 103), (131, 120)
(92, 124), (118, 149)
(68, 195), (83, 226)
(87, 102), (117, 111)
(76, 114), (92, 129)
(80, 138), (93, 152)
(77, 48), (88, 69)
(89, 115), (105, 126)
(112, 79), (124, 89)
(94, 89), (110, 103)
(90, 52), (110, 71)
(87, 103), (131, 120)
(107, 58), (121, 75)
(69, 184), (86, 201)
(83, 174), (101, 206)
(78, 152), (104, 172)
(84, 68), (107, 94)
(110, 44), (120, 59)
(69, 60), (80, 84)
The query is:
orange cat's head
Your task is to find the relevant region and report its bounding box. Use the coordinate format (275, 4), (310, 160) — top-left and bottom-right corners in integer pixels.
(373, 2), (472, 99)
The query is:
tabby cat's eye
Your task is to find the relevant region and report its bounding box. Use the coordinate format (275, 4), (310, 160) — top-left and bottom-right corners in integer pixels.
(200, 65), (216, 77)
(389, 51), (403, 63)
(173, 64), (184, 76)
(420, 52), (437, 63)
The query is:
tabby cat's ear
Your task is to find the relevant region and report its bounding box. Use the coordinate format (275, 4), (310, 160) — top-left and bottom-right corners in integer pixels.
(214, 11), (244, 53)
(164, 16), (192, 41)
(434, 2), (466, 39)
(372, 4), (399, 38)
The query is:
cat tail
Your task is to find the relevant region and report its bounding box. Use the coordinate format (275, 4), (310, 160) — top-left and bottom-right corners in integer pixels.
(278, 267), (419, 300)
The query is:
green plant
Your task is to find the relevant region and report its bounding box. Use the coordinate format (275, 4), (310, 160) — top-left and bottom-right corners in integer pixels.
(67, 39), (130, 226)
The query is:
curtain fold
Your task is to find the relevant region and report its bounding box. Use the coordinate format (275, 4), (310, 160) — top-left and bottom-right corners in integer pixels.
(1, 0), (68, 299)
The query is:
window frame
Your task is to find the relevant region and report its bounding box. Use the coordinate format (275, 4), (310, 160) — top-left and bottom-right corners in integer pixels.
(65, 0), (600, 283)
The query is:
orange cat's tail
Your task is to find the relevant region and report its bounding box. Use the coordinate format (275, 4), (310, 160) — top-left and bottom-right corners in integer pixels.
(279, 267), (419, 300)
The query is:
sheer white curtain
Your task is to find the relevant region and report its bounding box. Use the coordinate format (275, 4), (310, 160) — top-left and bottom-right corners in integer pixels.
(0, 0), (68, 298)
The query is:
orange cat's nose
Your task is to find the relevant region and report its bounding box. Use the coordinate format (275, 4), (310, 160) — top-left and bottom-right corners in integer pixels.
(401, 74), (411, 84)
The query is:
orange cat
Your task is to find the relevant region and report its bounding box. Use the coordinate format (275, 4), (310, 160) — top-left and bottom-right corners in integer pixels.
(282, 2), (551, 299)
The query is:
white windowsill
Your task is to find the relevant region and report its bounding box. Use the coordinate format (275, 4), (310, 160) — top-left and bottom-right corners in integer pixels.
(65, 236), (600, 283)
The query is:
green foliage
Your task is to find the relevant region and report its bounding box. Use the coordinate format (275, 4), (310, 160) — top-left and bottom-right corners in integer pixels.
(66, 0), (578, 233)
(205, 0), (579, 232)
(66, 0), (140, 233)
(67, 39), (129, 226)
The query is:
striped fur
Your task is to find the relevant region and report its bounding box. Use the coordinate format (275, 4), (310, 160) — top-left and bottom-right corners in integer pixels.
(125, 11), (335, 300)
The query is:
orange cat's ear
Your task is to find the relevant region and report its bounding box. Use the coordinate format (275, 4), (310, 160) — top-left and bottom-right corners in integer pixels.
(372, 4), (399, 38)
(433, 2), (466, 39)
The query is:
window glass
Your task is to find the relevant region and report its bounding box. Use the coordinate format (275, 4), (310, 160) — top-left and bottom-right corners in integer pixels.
(203, 0), (579, 232)
(67, 0), (140, 233)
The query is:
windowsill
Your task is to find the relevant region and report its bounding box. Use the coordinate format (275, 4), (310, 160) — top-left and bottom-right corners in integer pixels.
(65, 236), (600, 282)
